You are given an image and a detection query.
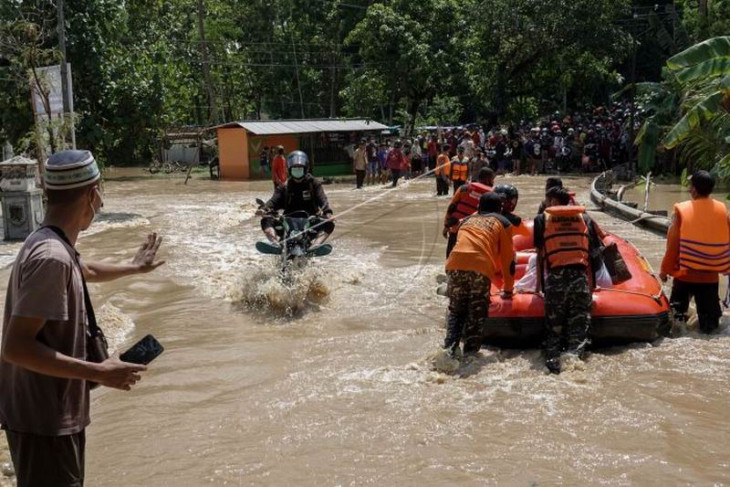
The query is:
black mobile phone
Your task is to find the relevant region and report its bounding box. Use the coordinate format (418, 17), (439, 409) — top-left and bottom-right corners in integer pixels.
(119, 334), (164, 365)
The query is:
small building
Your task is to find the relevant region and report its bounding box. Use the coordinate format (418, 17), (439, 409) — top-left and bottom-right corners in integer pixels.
(214, 118), (388, 180)
(159, 126), (214, 168)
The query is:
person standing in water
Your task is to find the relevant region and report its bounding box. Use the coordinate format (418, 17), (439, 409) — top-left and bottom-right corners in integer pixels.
(0, 150), (165, 487)
(353, 139), (368, 189)
(493, 184), (531, 238)
(533, 187), (605, 373)
(271, 145), (287, 189)
(442, 167), (495, 258)
(435, 144), (452, 196)
(387, 140), (408, 188)
(660, 171), (730, 334)
(449, 146), (469, 193)
(443, 192), (515, 359)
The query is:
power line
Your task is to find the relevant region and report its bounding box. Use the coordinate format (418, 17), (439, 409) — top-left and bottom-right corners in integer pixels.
(149, 53), (383, 70)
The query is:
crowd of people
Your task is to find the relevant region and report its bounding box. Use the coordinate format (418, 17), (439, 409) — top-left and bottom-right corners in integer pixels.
(0, 137), (727, 486)
(348, 102), (640, 190)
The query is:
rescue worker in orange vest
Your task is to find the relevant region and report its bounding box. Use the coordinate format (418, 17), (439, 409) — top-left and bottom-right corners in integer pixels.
(443, 192), (515, 358)
(659, 171), (730, 334)
(450, 146), (469, 193)
(435, 144), (452, 196)
(533, 187), (606, 374)
(442, 167), (495, 258)
(493, 184), (531, 238)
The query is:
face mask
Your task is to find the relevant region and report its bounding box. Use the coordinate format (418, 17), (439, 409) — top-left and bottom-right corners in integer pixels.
(291, 167), (305, 179)
(89, 186), (103, 223)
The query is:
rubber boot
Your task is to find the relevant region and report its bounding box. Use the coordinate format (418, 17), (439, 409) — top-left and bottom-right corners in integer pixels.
(698, 314), (719, 335)
(544, 336), (562, 374)
(462, 338), (482, 356)
(566, 337), (590, 360)
(443, 313), (463, 358)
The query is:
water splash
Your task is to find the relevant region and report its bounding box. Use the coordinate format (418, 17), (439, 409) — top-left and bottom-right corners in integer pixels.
(97, 302), (135, 352)
(428, 348), (460, 374)
(228, 260), (330, 317)
(82, 212), (150, 236)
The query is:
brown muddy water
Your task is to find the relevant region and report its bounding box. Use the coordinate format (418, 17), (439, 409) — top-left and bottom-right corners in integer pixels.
(0, 170), (729, 486)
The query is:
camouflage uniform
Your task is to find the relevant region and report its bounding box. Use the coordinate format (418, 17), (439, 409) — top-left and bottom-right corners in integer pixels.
(444, 270), (491, 355)
(544, 266), (592, 363)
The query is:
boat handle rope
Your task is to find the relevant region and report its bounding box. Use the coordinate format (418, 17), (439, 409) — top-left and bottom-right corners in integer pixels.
(593, 287), (664, 304)
(489, 291), (543, 299)
(489, 288), (663, 304)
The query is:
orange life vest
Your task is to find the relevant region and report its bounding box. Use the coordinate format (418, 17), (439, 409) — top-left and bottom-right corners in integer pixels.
(449, 182), (491, 232)
(543, 206), (590, 269)
(450, 157), (469, 183)
(435, 154), (451, 177)
(675, 199), (730, 274)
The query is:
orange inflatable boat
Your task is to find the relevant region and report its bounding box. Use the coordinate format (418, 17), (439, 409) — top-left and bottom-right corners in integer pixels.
(484, 220), (671, 348)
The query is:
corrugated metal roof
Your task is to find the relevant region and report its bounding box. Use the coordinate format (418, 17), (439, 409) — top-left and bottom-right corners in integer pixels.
(214, 119), (388, 135)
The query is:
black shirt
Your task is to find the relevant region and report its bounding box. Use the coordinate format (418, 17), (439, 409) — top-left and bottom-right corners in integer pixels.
(264, 175), (333, 217)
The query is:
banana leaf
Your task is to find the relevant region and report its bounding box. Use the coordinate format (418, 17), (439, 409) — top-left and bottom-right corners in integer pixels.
(673, 58), (730, 85)
(611, 82), (664, 100)
(662, 91), (726, 149)
(637, 121), (660, 173)
(666, 36), (730, 74)
(718, 153), (730, 179)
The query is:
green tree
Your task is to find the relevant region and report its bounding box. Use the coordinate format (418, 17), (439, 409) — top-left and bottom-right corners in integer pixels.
(345, 0), (464, 135)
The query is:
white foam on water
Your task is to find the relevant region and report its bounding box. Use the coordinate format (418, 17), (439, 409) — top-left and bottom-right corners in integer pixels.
(96, 302), (135, 353)
(82, 212), (150, 237)
(0, 242), (24, 269)
(228, 260), (330, 317)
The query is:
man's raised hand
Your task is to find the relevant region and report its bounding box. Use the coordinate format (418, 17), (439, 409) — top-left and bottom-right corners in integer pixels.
(132, 233), (165, 273)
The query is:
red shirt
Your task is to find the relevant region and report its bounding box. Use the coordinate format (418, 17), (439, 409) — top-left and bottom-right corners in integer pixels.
(387, 150), (407, 170)
(427, 141), (438, 157)
(272, 155), (287, 186)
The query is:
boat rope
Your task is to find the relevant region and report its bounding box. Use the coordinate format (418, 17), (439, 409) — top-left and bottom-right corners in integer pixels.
(593, 287), (664, 304)
(279, 164), (443, 245)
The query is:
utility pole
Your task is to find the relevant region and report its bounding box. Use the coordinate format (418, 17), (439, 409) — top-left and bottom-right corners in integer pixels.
(197, 0), (218, 124)
(57, 0), (75, 149)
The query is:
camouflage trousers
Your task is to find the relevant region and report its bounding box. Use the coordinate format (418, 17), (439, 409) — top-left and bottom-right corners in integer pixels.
(444, 270), (491, 355)
(544, 266), (592, 358)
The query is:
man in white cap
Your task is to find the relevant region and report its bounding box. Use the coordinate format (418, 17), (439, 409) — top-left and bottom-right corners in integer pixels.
(0, 150), (165, 487)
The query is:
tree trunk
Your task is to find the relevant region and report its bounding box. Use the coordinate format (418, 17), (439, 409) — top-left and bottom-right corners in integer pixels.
(197, 0), (218, 124)
(406, 98), (420, 138)
(330, 65), (337, 118)
(495, 62), (508, 121)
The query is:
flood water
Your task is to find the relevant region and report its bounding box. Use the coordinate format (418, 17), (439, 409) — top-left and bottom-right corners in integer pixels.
(1, 170), (729, 486)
